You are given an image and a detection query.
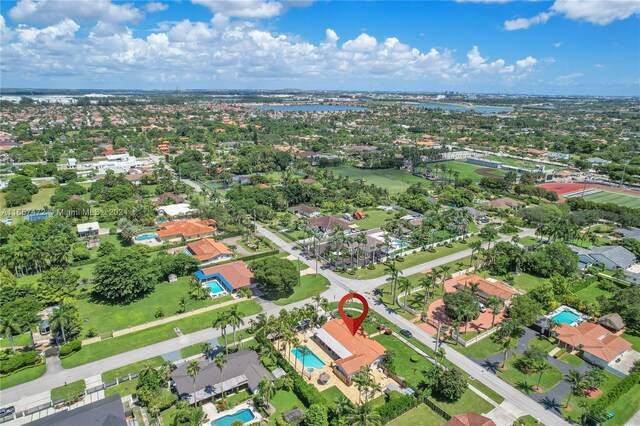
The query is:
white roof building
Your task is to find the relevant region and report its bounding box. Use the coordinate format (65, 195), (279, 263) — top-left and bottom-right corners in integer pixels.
(157, 203), (195, 217)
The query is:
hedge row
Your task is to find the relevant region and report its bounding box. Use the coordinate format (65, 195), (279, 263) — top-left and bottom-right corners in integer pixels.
(591, 368), (640, 413)
(376, 394), (419, 424)
(59, 340), (82, 358)
(241, 250), (280, 262)
(0, 351), (40, 374)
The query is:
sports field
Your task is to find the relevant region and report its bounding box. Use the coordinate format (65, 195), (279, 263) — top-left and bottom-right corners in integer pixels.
(328, 166), (427, 193)
(437, 161), (506, 182)
(582, 191), (640, 208)
(538, 183), (640, 208)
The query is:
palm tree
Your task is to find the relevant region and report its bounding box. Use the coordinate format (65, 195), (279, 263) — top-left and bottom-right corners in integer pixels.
(535, 361), (551, 391)
(384, 261), (402, 304)
(259, 344), (279, 366)
(214, 353), (227, 399)
(345, 402), (382, 426)
(468, 240), (482, 269)
(226, 305), (245, 349)
(201, 342), (212, 361)
(212, 312), (230, 354)
(564, 369), (586, 408)
(419, 273), (435, 313)
(398, 278), (412, 311)
(178, 296), (187, 314)
(500, 338), (516, 369)
(438, 264), (452, 296)
(459, 304), (475, 334)
(299, 345), (311, 374)
(257, 376), (276, 408)
(174, 406), (208, 426)
(0, 314), (22, 353)
(334, 394), (352, 419)
(186, 360), (201, 406)
(546, 318), (561, 337)
(22, 310), (41, 349)
(486, 296), (503, 328)
(49, 304), (74, 344)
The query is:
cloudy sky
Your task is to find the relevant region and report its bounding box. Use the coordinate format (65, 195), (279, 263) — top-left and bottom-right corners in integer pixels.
(0, 0), (638, 95)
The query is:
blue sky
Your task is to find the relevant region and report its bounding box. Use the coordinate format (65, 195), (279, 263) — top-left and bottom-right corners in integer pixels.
(1, 0), (638, 95)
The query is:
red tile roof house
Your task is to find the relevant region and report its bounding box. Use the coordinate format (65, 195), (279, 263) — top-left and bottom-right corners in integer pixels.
(185, 238), (233, 264)
(195, 261), (254, 295)
(156, 219), (217, 242)
(313, 319), (386, 385)
(555, 322), (632, 373)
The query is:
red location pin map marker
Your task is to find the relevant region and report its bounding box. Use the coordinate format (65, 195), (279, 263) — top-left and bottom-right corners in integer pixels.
(338, 293), (369, 336)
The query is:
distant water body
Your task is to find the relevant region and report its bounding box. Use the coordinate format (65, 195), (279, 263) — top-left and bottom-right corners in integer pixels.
(253, 104), (367, 112)
(408, 102), (513, 114)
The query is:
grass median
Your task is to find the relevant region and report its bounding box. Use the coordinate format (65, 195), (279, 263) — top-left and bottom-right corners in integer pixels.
(61, 299), (262, 369)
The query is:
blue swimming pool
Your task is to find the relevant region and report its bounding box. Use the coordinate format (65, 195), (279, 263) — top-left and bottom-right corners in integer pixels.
(213, 409), (255, 426)
(291, 346), (325, 371)
(135, 233), (158, 241)
(206, 280), (226, 295)
(552, 310), (581, 324)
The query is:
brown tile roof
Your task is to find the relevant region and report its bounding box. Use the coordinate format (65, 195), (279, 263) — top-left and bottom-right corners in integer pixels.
(198, 261), (253, 290)
(187, 238), (232, 261)
(308, 216), (353, 231)
(320, 319), (386, 376)
(556, 322), (632, 363)
(157, 219), (216, 239)
(481, 197), (525, 209)
(446, 413), (496, 426)
(450, 274), (520, 301)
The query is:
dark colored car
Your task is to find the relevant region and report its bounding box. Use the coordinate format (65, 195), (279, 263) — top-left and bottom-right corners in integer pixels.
(399, 329), (413, 338)
(0, 406), (15, 417)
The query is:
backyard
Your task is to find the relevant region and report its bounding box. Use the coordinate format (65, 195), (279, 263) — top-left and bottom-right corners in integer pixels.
(387, 403), (446, 426)
(261, 273), (330, 306)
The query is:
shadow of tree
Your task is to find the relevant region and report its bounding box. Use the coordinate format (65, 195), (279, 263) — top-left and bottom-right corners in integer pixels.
(516, 380), (533, 395)
(538, 396), (562, 414)
(481, 359), (500, 373)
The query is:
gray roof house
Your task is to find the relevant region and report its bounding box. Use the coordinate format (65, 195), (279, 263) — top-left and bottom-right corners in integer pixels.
(569, 245), (636, 271)
(615, 228), (640, 241)
(27, 395), (126, 426)
(170, 349), (273, 404)
(598, 313), (626, 332)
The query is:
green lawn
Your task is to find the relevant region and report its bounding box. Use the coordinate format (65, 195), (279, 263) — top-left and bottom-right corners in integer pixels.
(557, 353), (585, 366)
(61, 300), (262, 368)
(0, 363), (46, 390)
(387, 403), (446, 426)
(160, 407), (178, 426)
(105, 378), (138, 398)
(528, 336), (557, 354)
(328, 166), (428, 194)
(489, 272), (546, 293)
(0, 333), (32, 349)
(621, 331), (640, 351)
(180, 343), (206, 359)
(603, 383), (640, 426)
(77, 277), (230, 335)
(373, 333), (435, 388)
(582, 191), (640, 208)
(264, 274), (330, 306)
(575, 282), (613, 305)
(225, 389), (252, 405)
(345, 237), (480, 280)
(433, 161), (505, 182)
(562, 370), (621, 423)
(455, 336), (513, 359)
(356, 209), (395, 230)
(16, 263), (95, 287)
(101, 356), (165, 382)
(268, 389), (306, 425)
(320, 385), (345, 403)
(51, 380), (86, 401)
(497, 356), (562, 394)
(518, 237), (539, 247)
(0, 187), (57, 219)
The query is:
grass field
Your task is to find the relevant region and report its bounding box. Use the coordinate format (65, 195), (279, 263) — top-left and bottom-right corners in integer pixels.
(268, 389), (306, 425)
(105, 377), (139, 398)
(0, 187), (56, 221)
(387, 404), (446, 426)
(328, 166), (427, 194)
(0, 363), (46, 390)
(581, 190), (640, 208)
(562, 370), (621, 423)
(603, 383), (640, 425)
(497, 356), (562, 394)
(51, 380), (86, 401)
(437, 161), (506, 182)
(101, 356), (165, 382)
(264, 274), (330, 306)
(77, 277), (229, 335)
(320, 385), (345, 403)
(621, 331), (640, 351)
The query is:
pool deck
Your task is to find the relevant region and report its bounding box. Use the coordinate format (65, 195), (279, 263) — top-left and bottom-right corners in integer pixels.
(206, 401), (262, 426)
(546, 305), (589, 326)
(280, 330), (395, 404)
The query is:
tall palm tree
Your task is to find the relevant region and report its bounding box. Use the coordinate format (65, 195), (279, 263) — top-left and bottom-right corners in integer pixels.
(186, 360), (201, 406)
(49, 304), (74, 344)
(469, 240), (483, 269)
(500, 338), (516, 369)
(299, 345), (311, 374)
(459, 305), (475, 334)
(438, 264), (452, 296)
(419, 273), (435, 313)
(535, 361), (551, 391)
(201, 342), (212, 361)
(214, 352), (227, 398)
(564, 369), (586, 408)
(486, 296), (503, 328)
(398, 278), (412, 310)
(257, 376), (276, 408)
(212, 312), (230, 354)
(384, 261), (402, 304)
(226, 305), (245, 349)
(345, 402), (382, 426)
(334, 394), (353, 419)
(0, 314), (21, 354)
(22, 310), (41, 350)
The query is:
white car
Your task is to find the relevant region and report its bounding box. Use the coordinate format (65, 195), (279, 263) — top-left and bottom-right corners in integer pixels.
(478, 303), (487, 313)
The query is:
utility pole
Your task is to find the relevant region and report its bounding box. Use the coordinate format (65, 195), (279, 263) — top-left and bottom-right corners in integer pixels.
(619, 160), (628, 188)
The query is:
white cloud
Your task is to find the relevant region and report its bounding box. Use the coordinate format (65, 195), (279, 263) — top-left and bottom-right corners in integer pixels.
(146, 2), (169, 13)
(324, 28), (339, 45)
(553, 72), (584, 85)
(516, 56), (538, 69)
(595, 63), (604, 68)
(192, 0), (313, 19)
(504, 12), (553, 30)
(8, 0), (143, 25)
(551, 0), (640, 25)
(342, 33), (377, 52)
(554, 42), (562, 48)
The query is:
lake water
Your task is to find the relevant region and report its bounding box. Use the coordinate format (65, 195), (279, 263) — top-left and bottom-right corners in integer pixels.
(408, 102), (513, 114)
(253, 104), (367, 112)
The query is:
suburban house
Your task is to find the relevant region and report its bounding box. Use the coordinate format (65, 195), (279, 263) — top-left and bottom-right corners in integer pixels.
(555, 322), (633, 374)
(289, 204), (321, 218)
(462, 206), (488, 222)
(170, 349), (274, 405)
(451, 275), (520, 303)
(614, 227), (640, 241)
(157, 219), (217, 242)
(598, 313), (626, 333)
(313, 319), (386, 384)
(76, 221), (100, 237)
(307, 216), (356, 234)
(445, 412), (496, 426)
(26, 395), (126, 426)
(154, 192), (185, 205)
(480, 197), (525, 210)
(195, 261), (254, 293)
(185, 238), (233, 264)
(569, 245), (636, 271)
(157, 203), (196, 217)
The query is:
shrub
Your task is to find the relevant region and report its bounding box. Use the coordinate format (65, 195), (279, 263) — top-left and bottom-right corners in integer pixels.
(59, 340), (82, 357)
(155, 307), (165, 318)
(0, 350), (40, 374)
(85, 327), (98, 338)
(376, 395), (418, 424)
(410, 355), (420, 363)
(590, 369), (640, 414)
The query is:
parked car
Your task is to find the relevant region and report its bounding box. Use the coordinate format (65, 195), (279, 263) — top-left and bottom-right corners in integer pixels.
(399, 329), (413, 338)
(0, 406), (15, 417)
(478, 303), (487, 313)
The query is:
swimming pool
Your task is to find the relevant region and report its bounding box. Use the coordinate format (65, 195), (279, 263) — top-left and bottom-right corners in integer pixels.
(206, 280), (226, 295)
(135, 233), (158, 241)
(552, 310), (581, 324)
(291, 346), (325, 371)
(212, 409), (255, 426)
